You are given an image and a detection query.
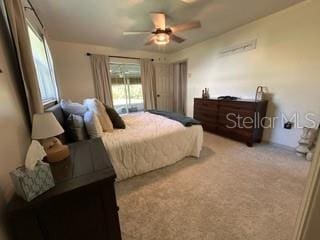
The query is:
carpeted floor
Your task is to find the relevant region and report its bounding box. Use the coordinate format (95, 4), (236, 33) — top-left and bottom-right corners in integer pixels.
(115, 132), (310, 240)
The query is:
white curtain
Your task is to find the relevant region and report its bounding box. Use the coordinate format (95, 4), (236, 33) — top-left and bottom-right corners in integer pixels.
(172, 61), (187, 115)
(4, 0), (43, 120)
(140, 59), (157, 110)
(89, 54), (113, 107)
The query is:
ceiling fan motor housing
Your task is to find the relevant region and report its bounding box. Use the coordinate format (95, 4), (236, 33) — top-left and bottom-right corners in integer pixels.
(152, 28), (173, 35)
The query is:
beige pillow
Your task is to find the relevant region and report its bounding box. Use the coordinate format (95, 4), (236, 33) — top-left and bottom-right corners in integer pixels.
(83, 111), (103, 139)
(83, 98), (113, 132)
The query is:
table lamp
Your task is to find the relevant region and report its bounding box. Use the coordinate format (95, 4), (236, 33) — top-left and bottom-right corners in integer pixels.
(32, 113), (70, 163)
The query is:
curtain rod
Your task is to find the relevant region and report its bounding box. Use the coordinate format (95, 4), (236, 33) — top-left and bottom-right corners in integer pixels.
(86, 53), (154, 61)
(24, 0), (44, 29)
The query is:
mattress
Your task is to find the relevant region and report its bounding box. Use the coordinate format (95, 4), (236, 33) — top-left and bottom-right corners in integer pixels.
(101, 112), (203, 181)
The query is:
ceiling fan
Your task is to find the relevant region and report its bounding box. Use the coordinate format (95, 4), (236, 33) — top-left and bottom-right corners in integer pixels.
(123, 12), (201, 46)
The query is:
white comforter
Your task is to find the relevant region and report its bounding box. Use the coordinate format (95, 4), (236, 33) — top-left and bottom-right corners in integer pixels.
(101, 112), (203, 181)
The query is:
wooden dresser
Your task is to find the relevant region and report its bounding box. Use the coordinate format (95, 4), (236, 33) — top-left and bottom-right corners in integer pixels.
(5, 138), (122, 240)
(194, 98), (268, 146)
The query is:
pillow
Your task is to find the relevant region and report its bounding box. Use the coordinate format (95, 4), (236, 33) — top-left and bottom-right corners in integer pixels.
(60, 99), (87, 116)
(83, 98), (113, 132)
(104, 104), (126, 129)
(66, 114), (88, 142)
(83, 111), (103, 139)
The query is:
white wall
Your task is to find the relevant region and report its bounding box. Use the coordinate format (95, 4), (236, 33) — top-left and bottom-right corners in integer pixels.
(49, 40), (168, 102)
(168, 0), (320, 148)
(0, 4), (31, 239)
(0, 3), (30, 202)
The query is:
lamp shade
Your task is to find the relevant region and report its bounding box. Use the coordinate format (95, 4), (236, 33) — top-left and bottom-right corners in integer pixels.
(32, 113), (64, 140)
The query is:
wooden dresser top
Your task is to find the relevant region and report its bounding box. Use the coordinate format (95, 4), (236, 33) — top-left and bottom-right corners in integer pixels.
(194, 98), (267, 103)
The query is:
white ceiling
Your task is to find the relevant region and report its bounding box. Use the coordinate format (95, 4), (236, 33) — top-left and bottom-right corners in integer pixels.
(31, 0), (304, 53)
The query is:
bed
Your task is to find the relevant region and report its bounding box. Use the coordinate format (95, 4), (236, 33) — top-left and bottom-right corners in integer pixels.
(102, 112), (203, 181)
(47, 105), (203, 181)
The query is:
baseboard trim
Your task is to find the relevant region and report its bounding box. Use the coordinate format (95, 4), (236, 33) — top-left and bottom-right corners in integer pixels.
(262, 140), (296, 152)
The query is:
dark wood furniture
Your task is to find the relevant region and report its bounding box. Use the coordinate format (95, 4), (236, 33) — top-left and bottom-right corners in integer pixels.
(194, 98), (268, 147)
(5, 138), (122, 240)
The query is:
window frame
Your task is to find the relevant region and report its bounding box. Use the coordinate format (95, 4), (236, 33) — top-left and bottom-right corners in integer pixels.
(109, 62), (144, 114)
(27, 22), (58, 108)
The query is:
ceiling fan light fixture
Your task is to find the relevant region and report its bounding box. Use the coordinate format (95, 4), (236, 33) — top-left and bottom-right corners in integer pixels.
(154, 33), (169, 45)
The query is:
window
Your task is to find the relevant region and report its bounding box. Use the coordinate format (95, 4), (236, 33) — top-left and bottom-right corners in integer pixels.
(27, 25), (58, 104)
(110, 63), (144, 114)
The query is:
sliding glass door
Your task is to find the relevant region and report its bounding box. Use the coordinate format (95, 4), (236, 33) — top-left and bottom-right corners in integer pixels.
(110, 63), (144, 114)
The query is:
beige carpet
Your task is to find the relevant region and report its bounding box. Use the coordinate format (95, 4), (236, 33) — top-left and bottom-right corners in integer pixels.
(115, 132), (310, 240)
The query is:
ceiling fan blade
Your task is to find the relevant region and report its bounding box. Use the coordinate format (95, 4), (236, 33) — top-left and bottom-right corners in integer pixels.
(123, 31), (150, 35)
(145, 35), (156, 45)
(181, 0), (199, 3)
(150, 12), (166, 30)
(171, 21), (201, 33)
(170, 34), (186, 43)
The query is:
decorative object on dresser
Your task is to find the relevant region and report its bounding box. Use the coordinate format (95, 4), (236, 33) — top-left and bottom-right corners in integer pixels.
(5, 138), (122, 240)
(32, 113), (70, 162)
(202, 88), (210, 99)
(255, 86), (268, 101)
(10, 161), (55, 202)
(217, 96), (239, 101)
(194, 98), (268, 147)
(10, 140), (54, 202)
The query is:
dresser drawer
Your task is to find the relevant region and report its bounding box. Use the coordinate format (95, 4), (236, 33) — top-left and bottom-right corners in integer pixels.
(218, 101), (256, 110)
(219, 106), (254, 118)
(218, 112), (254, 129)
(194, 113), (218, 125)
(217, 126), (253, 140)
(194, 108), (219, 119)
(194, 99), (218, 110)
(202, 122), (218, 132)
(194, 104), (219, 113)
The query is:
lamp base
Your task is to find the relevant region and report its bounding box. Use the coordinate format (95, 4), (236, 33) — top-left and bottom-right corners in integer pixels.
(42, 137), (70, 163)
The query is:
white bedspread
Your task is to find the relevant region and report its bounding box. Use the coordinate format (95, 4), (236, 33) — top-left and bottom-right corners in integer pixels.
(101, 112), (203, 181)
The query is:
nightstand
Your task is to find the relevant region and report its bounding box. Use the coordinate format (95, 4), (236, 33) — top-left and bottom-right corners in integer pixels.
(5, 138), (122, 240)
